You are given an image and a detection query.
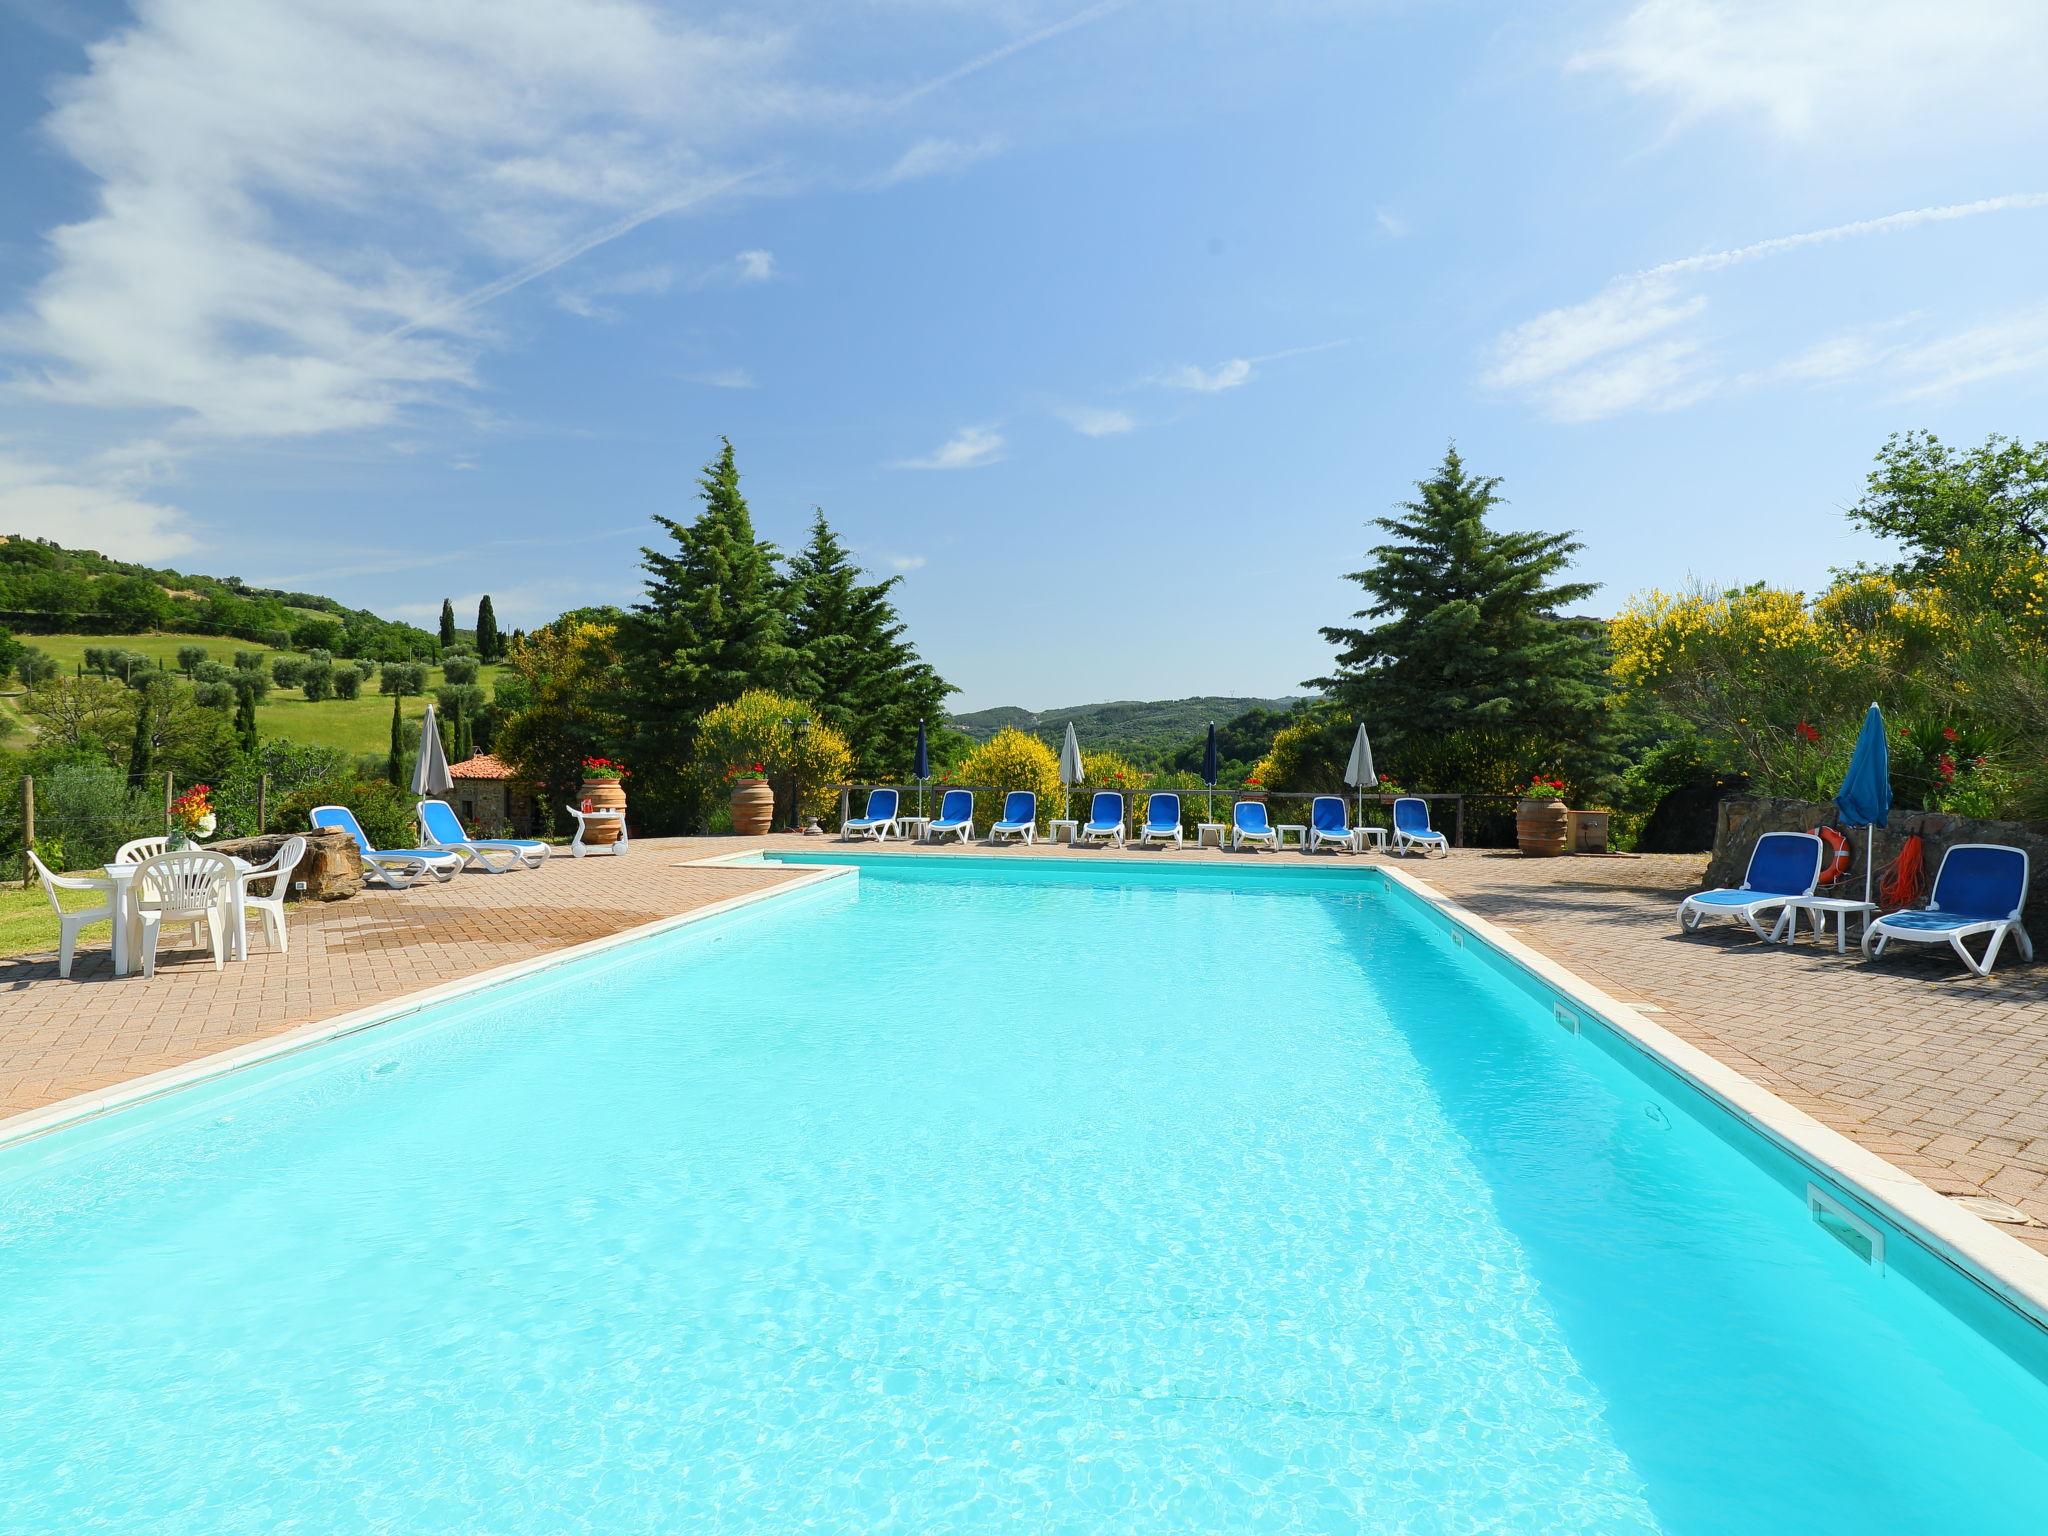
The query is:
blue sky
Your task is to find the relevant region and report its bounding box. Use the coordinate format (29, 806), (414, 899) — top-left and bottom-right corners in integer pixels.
(3, 1), (2047, 709)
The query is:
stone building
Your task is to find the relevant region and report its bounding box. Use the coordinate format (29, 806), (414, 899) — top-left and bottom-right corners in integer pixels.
(446, 753), (541, 836)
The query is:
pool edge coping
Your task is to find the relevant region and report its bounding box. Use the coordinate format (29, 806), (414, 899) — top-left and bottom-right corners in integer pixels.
(0, 859), (854, 1152)
(1374, 860), (2048, 1333)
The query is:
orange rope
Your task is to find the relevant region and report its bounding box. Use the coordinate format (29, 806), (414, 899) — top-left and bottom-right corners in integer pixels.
(1878, 834), (1926, 910)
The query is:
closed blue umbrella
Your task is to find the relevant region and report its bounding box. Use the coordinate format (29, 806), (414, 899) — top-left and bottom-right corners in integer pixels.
(1201, 721), (1218, 821)
(1834, 702), (1892, 905)
(913, 718), (929, 817)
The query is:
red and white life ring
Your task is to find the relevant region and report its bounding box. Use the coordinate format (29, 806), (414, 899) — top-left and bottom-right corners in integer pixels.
(1812, 824), (1853, 887)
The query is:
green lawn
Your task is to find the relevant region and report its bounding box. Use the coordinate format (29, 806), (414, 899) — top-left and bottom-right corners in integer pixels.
(6, 632), (508, 759)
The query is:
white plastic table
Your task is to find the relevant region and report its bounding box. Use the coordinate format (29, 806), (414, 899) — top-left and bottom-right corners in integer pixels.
(1196, 823), (1228, 849)
(1354, 827), (1389, 853)
(1049, 819), (1079, 845)
(1275, 823), (1308, 851)
(892, 816), (930, 842)
(1777, 896), (1878, 953)
(103, 855), (254, 974)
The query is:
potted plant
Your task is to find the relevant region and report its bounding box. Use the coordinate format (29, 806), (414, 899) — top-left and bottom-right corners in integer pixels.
(578, 756), (630, 848)
(168, 783), (216, 850)
(725, 761), (774, 836)
(1516, 774), (1570, 857)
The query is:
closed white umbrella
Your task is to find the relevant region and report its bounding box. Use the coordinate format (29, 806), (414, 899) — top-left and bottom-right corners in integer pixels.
(1343, 722), (1377, 825)
(1059, 721), (1084, 821)
(412, 703), (453, 798)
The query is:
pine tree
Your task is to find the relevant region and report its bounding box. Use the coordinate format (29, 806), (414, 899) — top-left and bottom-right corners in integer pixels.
(387, 694), (404, 785)
(1312, 445), (1613, 785)
(475, 595), (500, 661)
(785, 510), (952, 774)
(233, 682), (260, 753)
(620, 439), (798, 828)
(438, 598), (457, 650)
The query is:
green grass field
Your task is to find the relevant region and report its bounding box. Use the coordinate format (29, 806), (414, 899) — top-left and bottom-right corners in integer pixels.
(3, 632), (509, 759)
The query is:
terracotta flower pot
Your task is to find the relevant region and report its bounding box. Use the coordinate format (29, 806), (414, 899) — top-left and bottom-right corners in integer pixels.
(1516, 795), (1570, 857)
(729, 778), (775, 836)
(579, 777), (627, 845)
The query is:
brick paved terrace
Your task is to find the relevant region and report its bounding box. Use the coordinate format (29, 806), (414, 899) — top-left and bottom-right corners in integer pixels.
(3, 836), (2045, 1257)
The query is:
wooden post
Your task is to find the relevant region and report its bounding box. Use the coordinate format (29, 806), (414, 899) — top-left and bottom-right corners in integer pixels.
(20, 775), (33, 886)
(838, 784), (849, 831)
(165, 771), (174, 836)
(257, 773), (268, 834)
(1453, 795), (1465, 848)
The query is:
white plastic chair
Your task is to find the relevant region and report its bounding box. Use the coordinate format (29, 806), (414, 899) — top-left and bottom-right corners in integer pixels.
(28, 850), (115, 979)
(115, 835), (169, 864)
(133, 850), (236, 977)
(237, 836), (306, 956)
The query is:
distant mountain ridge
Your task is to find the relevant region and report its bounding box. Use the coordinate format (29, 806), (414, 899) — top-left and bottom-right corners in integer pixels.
(947, 695), (1308, 754)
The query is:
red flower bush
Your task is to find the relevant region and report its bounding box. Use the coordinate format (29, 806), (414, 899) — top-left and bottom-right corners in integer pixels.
(581, 756), (631, 781)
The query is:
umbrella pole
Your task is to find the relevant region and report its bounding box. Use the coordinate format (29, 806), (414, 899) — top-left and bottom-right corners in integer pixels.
(1865, 823), (1875, 907)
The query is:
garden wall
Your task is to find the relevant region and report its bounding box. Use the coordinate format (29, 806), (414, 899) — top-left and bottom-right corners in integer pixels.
(1709, 795), (2048, 923)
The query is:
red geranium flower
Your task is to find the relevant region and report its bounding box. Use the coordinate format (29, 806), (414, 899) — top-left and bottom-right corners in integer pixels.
(1942, 726), (1959, 743)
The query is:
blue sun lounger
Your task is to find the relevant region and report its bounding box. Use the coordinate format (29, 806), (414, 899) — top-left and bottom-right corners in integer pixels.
(842, 787), (900, 841)
(927, 788), (975, 843)
(310, 805), (462, 889)
(990, 791), (1037, 844)
(417, 798), (547, 872)
(1138, 792), (1182, 848)
(1233, 799), (1277, 851)
(1310, 795), (1357, 854)
(1676, 831), (1823, 942)
(1863, 843), (2034, 976)
(1079, 791), (1125, 847)
(1391, 796), (1448, 858)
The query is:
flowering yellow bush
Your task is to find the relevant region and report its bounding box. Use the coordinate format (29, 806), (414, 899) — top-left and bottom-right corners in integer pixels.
(950, 727), (1062, 832)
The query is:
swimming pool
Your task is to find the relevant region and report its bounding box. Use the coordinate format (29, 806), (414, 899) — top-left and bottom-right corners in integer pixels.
(3, 855), (2044, 1532)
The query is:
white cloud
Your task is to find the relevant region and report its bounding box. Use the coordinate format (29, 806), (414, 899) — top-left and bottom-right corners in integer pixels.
(0, 451), (197, 561)
(1374, 207), (1409, 238)
(1574, 0), (2048, 142)
(875, 135), (1005, 186)
(683, 367), (757, 389)
(892, 424), (1004, 470)
(1055, 405), (1135, 436)
(1484, 195), (2048, 421)
(3, 0), (799, 441)
(1155, 358), (1254, 393)
(734, 248), (777, 283)
(888, 553), (927, 572)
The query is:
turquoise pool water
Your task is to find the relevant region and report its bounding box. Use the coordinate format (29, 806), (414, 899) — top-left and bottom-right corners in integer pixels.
(3, 856), (2045, 1532)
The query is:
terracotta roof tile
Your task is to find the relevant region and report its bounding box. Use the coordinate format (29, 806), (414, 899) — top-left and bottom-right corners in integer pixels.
(448, 752), (520, 781)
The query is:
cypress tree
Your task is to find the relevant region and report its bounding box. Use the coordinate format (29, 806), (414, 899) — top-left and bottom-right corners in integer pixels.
(387, 694), (404, 785)
(233, 682), (260, 753)
(475, 595), (500, 661)
(620, 438), (798, 828)
(1312, 444), (1614, 784)
(786, 510), (952, 775)
(127, 688), (155, 782)
(438, 598), (457, 650)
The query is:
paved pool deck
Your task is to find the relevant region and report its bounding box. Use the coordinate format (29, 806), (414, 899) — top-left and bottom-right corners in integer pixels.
(3, 834), (2045, 1256)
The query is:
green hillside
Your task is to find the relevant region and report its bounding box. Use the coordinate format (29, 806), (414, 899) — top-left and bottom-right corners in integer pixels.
(1, 632), (508, 758)
(947, 695), (1308, 762)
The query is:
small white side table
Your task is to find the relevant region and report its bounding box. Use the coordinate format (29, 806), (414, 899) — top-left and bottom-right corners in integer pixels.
(893, 816), (930, 842)
(1196, 822), (1228, 850)
(1354, 827), (1389, 853)
(1049, 819), (1079, 845)
(1778, 896), (1878, 953)
(1275, 823), (1308, 851)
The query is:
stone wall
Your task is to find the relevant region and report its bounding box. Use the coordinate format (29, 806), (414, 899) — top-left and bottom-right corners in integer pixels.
(1710, 795), (2048, 921)
(208, 827), (364, 901)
